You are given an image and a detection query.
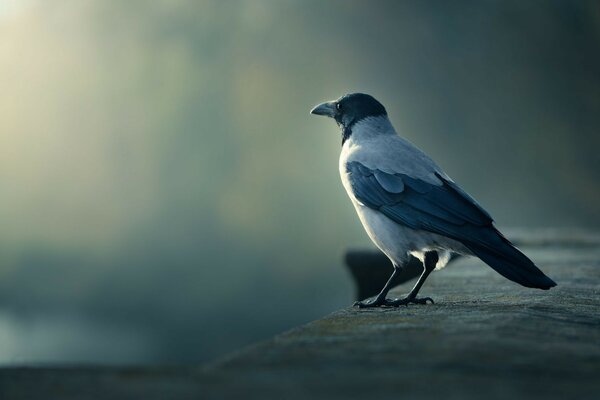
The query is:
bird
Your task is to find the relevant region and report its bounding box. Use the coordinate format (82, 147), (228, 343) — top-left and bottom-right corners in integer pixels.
(310, 93), (556, 308)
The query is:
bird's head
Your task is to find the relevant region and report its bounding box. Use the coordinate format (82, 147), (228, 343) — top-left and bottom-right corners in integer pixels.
(310, 93), (387, 143)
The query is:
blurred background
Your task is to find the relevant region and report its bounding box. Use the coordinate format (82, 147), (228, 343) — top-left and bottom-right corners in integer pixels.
(0, 0), (598, 364)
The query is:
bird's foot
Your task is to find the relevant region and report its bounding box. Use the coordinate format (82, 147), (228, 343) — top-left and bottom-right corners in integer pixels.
(353, 295), (434, 308)
(353, 296), (386, 308)
(383, 296), (434, 307)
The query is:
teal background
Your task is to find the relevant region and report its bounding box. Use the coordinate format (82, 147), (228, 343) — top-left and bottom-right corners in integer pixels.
(0, 0), (598, 364)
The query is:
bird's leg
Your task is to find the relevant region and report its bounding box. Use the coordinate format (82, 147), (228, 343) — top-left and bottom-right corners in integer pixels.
(383, 251), (438, 307)
(353, 265), (402, 308)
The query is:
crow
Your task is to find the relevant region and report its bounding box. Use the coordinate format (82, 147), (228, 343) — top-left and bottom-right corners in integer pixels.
(311, 93), (556, 308)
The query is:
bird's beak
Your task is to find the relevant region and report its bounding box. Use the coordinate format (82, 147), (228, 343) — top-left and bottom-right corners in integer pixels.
(310, 101), (337, 118)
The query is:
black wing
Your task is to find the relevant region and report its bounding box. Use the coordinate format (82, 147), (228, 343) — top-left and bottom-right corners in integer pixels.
(346, 161), (556, 289)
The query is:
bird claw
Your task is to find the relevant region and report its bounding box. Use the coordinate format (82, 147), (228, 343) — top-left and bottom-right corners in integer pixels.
(383, 296), (434, 307)
(353, 297), (385, 308)
(354, 296), (434, 308)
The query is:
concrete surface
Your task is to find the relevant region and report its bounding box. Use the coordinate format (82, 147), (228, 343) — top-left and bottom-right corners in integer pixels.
(1, 230), (599, 399)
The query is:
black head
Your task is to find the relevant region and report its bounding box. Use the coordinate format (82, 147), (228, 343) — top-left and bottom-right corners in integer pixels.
(310, 93), (387, 143)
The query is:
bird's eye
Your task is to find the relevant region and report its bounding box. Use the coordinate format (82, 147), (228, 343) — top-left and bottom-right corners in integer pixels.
(336, 103), (341, 111)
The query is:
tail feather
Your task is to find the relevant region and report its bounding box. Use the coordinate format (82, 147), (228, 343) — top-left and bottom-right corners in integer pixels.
(464, 230), (557, 290)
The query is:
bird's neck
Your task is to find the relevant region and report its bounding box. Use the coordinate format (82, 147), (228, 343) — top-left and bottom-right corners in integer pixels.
(342, 116), (395, 145)
(342, 126), (352, 145)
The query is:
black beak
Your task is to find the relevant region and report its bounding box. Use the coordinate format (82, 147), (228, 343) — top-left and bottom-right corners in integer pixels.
(310, 101), (337, 118)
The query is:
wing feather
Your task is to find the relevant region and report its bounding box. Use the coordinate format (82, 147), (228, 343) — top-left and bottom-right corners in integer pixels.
(345, 161), (556, 289)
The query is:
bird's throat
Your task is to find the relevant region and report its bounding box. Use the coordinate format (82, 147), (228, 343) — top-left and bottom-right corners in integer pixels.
(342, 126), (352, 145)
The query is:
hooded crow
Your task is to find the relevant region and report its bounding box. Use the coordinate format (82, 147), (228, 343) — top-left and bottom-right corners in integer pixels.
(311, 93), (556, 308)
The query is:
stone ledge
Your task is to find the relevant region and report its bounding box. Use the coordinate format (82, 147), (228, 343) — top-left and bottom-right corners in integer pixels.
(1, 230), (599, 400)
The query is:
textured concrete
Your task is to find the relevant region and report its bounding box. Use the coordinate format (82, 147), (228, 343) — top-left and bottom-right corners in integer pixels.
(1, 230), (599, 400)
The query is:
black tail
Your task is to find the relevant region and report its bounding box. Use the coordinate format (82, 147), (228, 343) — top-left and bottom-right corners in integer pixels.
(464, 229), (556, 290)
